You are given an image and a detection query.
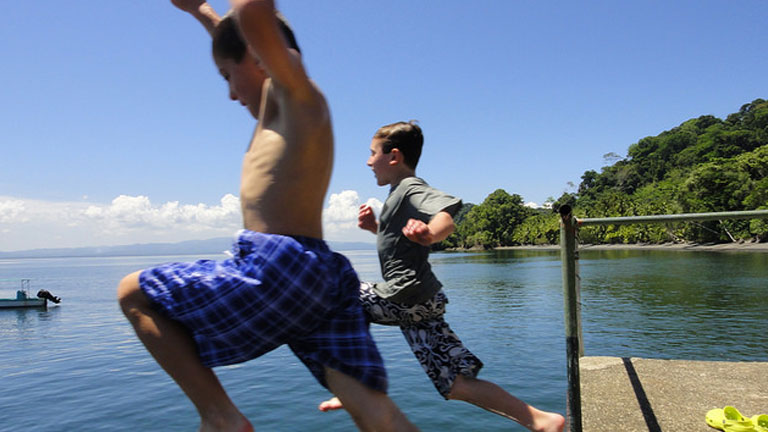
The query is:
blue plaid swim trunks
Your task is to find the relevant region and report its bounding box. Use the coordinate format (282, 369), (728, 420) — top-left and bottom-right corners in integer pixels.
(360, 282), (482, 397)
(139, 230), (387, 393)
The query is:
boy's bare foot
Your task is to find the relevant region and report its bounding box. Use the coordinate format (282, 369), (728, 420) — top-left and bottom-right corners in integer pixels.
(532, 411), (565, 432)
(317, 396), (344, 412)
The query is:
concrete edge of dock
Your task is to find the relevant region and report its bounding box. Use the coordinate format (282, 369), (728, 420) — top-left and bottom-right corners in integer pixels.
(579, 356), (768, 432)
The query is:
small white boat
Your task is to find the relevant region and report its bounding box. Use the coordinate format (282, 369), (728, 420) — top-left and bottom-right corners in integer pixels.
(0, 279), (58, 309)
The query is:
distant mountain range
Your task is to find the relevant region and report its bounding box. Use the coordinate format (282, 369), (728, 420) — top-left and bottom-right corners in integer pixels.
(0, 237), (375, 259)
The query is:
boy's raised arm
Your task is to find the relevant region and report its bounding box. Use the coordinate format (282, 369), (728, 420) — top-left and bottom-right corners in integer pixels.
(171, 0), (221, 35)
(229, 0), (313, 98)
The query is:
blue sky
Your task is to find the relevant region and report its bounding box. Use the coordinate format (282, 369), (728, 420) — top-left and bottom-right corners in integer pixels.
(1, 0), (766, 251)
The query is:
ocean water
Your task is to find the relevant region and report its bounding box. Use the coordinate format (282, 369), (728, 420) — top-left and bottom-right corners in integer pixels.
(1, 249), (766, 431)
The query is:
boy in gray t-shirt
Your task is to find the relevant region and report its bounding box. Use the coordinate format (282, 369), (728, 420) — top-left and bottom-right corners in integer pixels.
(319, 121), (565, 432)
(372, 175), (462, 305)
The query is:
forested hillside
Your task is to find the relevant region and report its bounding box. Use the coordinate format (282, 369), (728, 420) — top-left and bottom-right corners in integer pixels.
(443, 98), (768, 249)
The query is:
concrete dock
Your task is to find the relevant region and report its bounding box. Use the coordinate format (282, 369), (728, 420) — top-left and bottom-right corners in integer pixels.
(579, 357), (768, 432)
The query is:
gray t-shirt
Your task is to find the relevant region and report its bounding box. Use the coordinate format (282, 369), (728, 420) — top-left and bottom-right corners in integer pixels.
(373, 177), (462, 305)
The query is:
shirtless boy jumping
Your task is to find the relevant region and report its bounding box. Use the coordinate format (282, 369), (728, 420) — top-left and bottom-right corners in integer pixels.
(117, 1), (417, 431)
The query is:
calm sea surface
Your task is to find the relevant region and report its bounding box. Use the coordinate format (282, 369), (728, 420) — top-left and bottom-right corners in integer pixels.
(1, 249), (766, 431)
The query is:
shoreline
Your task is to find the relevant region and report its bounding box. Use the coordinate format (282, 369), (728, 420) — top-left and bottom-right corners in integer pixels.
(494, 242), (768, 253)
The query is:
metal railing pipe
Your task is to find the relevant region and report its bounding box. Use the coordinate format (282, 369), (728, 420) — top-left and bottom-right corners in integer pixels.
(577, 209), (768, 227)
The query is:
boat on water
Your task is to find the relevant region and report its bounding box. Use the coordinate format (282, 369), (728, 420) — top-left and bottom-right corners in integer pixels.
(0, 279), (61, 309)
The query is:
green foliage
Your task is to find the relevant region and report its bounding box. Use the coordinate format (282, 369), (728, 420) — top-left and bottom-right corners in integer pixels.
(551, 192), (577, 213)
(574, 98), (768, 245)
(438, 99), (768, 249)
(450, 189), (534, 249)
(680, 160), (752, 212)
(750, 213), (768, 242)
(511, 212), (560, 245)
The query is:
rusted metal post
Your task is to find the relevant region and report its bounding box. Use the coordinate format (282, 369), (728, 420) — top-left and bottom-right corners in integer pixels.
(559, 204), (583, 432)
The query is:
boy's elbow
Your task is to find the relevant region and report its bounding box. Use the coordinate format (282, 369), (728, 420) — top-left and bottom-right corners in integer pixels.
(430, 222), (454, 244)
(440, 224), (455, 242)
(231, 0), (272, 13)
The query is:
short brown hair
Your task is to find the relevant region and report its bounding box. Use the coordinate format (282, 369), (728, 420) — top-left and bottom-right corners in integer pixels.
(374, 121), (423, 169)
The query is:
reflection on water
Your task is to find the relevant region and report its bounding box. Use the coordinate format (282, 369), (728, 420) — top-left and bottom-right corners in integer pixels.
(575, 250), (768, 361)
(0, 307), (60, 338)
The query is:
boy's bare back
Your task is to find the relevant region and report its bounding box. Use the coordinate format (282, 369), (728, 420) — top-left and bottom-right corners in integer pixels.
(240, 78), (332, 239)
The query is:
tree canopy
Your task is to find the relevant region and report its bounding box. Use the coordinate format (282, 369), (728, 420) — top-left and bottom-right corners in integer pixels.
(441, 99), (768, 249)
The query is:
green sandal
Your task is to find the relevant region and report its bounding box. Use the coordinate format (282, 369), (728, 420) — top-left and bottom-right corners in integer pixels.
(752, 414), (768, 432)
(724, 406), (757, 432)
(708, 408), (726, 430)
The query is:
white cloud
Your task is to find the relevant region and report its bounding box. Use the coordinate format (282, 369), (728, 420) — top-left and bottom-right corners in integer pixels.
(0, 194), (242, 251)
(0, 199), (27, 223)
(0, 191), (381, 251)
(322, 190), (382, 242)
(83, 194), (241, 233)
(324, 190), (361, 222)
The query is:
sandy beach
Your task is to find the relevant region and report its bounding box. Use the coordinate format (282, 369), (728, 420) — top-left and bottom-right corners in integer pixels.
(496, 241), (768, 253)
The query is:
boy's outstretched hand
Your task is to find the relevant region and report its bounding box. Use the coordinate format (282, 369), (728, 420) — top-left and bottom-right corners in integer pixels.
(358, 205), (378, 234)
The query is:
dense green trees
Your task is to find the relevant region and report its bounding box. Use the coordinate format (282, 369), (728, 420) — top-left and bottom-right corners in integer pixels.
(442, 190), (534, 249)
(442, 99), (768, 249)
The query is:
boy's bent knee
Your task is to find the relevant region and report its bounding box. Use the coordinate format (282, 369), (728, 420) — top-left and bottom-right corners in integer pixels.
(117, 271), (146, 313)
(445, 374), (473, 401)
